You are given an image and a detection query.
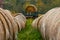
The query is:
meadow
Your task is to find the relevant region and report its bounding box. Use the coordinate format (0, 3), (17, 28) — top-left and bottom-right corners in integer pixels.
(17, 19), (43, 40)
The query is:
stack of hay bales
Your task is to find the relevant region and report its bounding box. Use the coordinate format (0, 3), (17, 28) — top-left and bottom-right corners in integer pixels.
(32, 7), (60, 40)
(0, 8), (26, 40)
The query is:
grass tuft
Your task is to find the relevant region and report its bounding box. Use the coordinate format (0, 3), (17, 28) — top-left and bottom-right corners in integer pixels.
(17, 19), (43, 40)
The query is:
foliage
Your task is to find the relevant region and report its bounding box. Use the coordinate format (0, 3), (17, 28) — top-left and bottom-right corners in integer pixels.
(3, 0), (60, 14)
(17, 19), (43, 40)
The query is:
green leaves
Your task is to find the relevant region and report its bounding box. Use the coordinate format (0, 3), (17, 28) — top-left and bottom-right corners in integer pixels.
(4, 0), (60, 14)
(17, 19), (43, 40)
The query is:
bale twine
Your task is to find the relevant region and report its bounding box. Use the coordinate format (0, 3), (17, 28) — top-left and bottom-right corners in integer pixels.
(32, 7), (60, 40)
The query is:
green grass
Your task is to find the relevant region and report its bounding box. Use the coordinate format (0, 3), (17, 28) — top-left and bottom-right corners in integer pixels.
(17, 19), (43, 40)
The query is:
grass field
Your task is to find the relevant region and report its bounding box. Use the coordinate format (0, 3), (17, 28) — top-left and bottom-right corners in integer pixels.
(17, 19), (43, 40)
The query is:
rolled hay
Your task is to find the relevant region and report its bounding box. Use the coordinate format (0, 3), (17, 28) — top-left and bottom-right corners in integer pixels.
(32, 15), (43, 29)
(3, 9), (18, 40)
(32, 7), (60, 40)
(14, 13), (26, 29)
(0, 8), (26, 40)
(3, 10), (26, 40)
(0, 20), (6, 40)
(0, 8), (19, 40)
(0, 8), (12, 40)
(4, 10), (26, 39)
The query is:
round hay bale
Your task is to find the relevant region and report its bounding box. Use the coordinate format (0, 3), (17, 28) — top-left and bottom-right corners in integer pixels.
(0, 8), (18, 40)
(0, 8), (26, 40)
(32, 7), (60, 40)
(25, 4), (37, 13)
(32, 15), (43, 29)
(14, 18), (22, 31)
(14, 13), (26, 29)
(0, 20), (5, 40)
(4, 9), (18, 40)
(0, 8), (10, 40)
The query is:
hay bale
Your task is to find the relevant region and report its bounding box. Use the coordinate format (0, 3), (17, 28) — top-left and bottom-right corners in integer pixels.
(32, 15), (43, 29)
(32, 7), (60, 40)
(0, 8), (18, 40)
(0, 20), (6, 40)
(4, 9), (18, 40)
(0, 8), (26, 40)
(14, 13), (26, 29)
